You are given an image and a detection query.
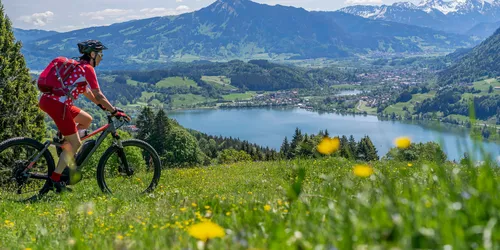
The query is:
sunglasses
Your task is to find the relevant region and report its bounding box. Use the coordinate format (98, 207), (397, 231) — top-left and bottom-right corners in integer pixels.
(97, 52), (103, 58)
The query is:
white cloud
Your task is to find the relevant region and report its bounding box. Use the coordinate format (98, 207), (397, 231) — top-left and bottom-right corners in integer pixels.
(176, 0), (184, 2)
(176, 5), (190, 12)
(19, 11), (54, 27)
(139, 8), (179, 17)
(80, 8), (135, 22)
(344, 0), (383, 5)
(80, 9), (133, 17)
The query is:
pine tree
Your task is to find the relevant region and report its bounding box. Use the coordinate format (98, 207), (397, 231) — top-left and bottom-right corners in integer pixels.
(136, 107), (155, 143)
(339, 135), (353, 160)
(280, 136), (290, 159)
(364, 135), (379, 161)
(0, 4), (45, 141)
(151, 109), (171, 156)
(290, 127), (303, 157)
(357, 136), (379, 161)
(348, 135), (357, 159)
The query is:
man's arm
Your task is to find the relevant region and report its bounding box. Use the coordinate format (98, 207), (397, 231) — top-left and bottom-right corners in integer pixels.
(83, 87), (99, 104)
(91, 88), (115, 112)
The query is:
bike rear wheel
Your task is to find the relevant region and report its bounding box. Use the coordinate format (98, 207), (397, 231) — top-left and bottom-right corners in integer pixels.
(0, 137), (55, 201)
(96, 139), (161, 195)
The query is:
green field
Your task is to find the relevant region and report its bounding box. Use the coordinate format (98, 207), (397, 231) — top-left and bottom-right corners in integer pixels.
(1, 158), (499, 249)
(201, 76), (232, 85)
(222, 92), (256, 101)
(138, 91), (156, 102)
(171, 94), (216, 107)
(126, 79), (143, 86)
(356, 100), (377, 115)
(384, 91), (436, 116)
(469, 78), (500, 97)
(156, 77), (198, 88)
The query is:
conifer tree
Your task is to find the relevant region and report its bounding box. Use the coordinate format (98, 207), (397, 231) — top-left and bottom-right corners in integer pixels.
(0, 4), (45, 141)
(339, 135), (353, 160)
(280, 136), (291, 159)
(151, 109), (171, 156)
(348, 135), (357, 159)
(136, 107), (155, 143)
(290, 127), (303, 157)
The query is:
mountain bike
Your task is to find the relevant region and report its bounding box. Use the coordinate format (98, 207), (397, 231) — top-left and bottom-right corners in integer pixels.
(0, 113), (161, 201)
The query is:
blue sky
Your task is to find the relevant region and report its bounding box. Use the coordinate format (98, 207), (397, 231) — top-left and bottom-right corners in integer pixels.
(3, 0), (418, 32)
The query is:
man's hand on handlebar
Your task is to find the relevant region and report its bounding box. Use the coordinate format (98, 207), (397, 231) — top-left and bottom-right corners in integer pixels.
(111, 107), (131, 122)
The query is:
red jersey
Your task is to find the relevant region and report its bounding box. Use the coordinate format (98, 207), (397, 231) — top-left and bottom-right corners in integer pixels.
(41, 60), (100, 106)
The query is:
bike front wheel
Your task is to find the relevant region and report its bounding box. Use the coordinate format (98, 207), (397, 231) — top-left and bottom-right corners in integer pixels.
(96, 139), (161, 195)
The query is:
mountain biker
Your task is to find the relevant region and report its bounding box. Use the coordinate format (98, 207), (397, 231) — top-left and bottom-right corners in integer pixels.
(38, 39), (130, 192)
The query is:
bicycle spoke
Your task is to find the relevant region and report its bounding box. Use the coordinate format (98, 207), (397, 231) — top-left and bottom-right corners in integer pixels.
(98, 140), (160, 195)
(0, 140), (52, 201)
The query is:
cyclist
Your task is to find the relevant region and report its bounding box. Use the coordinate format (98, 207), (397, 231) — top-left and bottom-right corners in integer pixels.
(38, 40), (130, 192)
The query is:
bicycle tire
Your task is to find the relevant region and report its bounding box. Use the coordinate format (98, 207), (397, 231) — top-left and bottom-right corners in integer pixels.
(0, 137), (55, 201)
(96, 139), (161, 194)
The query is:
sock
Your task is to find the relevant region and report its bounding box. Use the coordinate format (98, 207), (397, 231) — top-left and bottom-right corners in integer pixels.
(78, 129), (87, 138)
(50, 172), (62, 182)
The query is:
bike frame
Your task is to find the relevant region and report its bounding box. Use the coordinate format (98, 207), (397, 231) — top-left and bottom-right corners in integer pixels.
(25, 115), (127, 181)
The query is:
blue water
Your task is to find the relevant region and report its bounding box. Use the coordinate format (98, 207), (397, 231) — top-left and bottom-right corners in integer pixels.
(168, 107), (500, 162)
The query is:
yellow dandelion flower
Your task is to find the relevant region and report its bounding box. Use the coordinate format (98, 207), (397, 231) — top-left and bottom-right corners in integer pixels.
(187, 221), (225, 242)
(264, 205), (271, 212)
(394, 136), (411, 149)
(180, 207), (187, 212)
(408, 163), (413, 167)
(191, 203), (197, 207)
(204, 205), (210, 209)
(87, 211), (93, 216)
(116, 234), (124, 240)
(24, 248), (32, 250)
(425, 200), (432, 208)
(353, 164), (374, 177)
(317, 137), (340, 155)
(226, 212), (231, 216)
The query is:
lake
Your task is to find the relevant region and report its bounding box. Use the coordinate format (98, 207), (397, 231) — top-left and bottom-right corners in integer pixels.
(167, 107), (500, 162)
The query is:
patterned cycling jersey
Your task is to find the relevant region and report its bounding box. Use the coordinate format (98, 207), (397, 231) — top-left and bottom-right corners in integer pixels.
(41, 60), (100, 106)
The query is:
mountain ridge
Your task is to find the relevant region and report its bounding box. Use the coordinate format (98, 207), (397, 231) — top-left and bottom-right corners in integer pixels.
(438, 26), (500, 84)
(18, 0), (476, 70)
(339, 0), (500, 34)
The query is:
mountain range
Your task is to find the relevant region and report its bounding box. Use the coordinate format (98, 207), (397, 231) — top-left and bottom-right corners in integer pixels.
(17, 0), (476, 70)
(339, 0), (500, 37)
(13, 28), (58, 42)
(438, 26), (500, 84)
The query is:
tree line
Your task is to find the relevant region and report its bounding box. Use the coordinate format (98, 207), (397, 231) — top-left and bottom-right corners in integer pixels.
(111, 59), (358, 91)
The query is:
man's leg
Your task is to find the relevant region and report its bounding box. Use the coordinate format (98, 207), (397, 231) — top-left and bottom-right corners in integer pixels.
(74, 110), (92, 131)
(51, 133), (81, 182)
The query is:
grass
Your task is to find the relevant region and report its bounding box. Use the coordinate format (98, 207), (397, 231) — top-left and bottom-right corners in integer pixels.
(156, 77), (198, 88)
(136, 91), (156, 103)
(126, 79), (143, 86)
(222, 92), (256, 101)
(461, 78), (500, 99)
(201, 76), (237, 91)
(356, 100), (377, 115)
(171, 94), (216, 108)
(1, 158), (499, 249)
(384, 91), (436, 116)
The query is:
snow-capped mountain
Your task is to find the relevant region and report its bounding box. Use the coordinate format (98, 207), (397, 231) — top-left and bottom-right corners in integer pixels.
(339, 0), (500, 36)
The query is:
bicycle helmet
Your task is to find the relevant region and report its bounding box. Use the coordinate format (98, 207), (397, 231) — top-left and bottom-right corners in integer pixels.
(77, 40), (108, 54)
